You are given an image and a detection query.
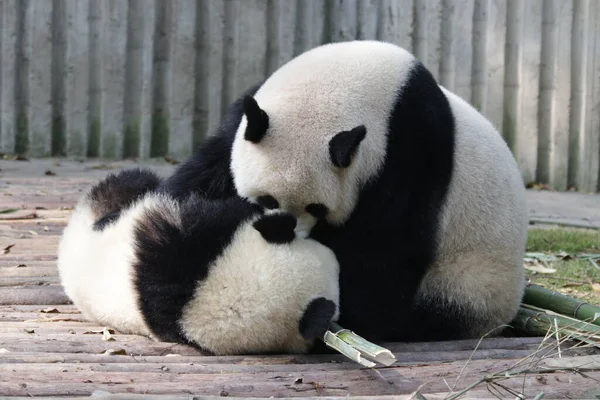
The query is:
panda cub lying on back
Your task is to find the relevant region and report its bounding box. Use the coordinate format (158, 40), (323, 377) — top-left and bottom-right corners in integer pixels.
(57, 169), (340, 355)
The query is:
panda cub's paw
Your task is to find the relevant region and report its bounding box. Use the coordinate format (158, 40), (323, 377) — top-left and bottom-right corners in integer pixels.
(252, 213), (297, 244)
(299, 297), (338, 340)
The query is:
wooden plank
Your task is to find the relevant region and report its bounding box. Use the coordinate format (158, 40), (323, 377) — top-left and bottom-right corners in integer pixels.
(0, 286), (70, 306)
(537, 0), (573, 190)
(64, 0), (90, 157)
(0, 0), (18, 154)
(0, 355), (599, 398)
(100, 0), (128, 159)
(167, 0), (196, 160)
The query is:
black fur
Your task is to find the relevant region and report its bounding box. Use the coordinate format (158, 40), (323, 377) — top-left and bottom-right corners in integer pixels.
(158, 62), (460, 342)
(256, 195), (279, 210)
(252, 213), (296, 244)
(299, 297), (337, 340)
(329, 125), (367, 168)
(310, 62), (456, 342)
(243, 95), (270, 143)
(305, 203), (328, 220)
(133, 194), (261, 344)
(88, 168), (161, 231)
(157, 84), (263, 200)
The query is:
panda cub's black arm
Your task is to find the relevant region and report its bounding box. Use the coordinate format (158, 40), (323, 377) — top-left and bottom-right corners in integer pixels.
(252, 213), (297, 244)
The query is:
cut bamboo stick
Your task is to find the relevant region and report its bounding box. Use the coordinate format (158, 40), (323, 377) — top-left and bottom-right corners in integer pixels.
(322, 323), (396, 367)
(523, 283), (600, 326)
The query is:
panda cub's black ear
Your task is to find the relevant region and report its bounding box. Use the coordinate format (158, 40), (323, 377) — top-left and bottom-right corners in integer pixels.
(299, 297), (337, 340)
(252, 213), (297, 244)
(329, 125), (367, 168)
(243, 95), (269, 144)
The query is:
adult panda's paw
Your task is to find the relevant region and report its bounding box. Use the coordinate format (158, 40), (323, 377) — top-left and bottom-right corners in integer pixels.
(299, 297), (337, 340)
(252, 213), (297, 244)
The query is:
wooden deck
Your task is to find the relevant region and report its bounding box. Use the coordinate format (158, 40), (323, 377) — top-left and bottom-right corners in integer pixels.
(1, 159), (600, 399)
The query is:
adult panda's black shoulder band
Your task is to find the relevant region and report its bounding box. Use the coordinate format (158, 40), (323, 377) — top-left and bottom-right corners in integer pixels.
(252, 213), (297, 244)
(242, 95), (269, 143)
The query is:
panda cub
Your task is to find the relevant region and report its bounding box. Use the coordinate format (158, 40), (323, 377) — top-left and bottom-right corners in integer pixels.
(159, 40), (529, 343)
(57, 169), (340, 355)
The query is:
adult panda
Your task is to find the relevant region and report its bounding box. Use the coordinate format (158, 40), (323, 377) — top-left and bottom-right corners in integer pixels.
(57, 169), (340, 355)
(160, 40), (529, 342)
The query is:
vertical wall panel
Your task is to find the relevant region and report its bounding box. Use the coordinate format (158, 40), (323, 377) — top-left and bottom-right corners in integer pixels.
(471, 0), (489, 113)
(137, 0), (156, 159)
(266, 0), (297, 75)
(484, 0), (507, 130)
(222, 0), (267, 110)
(167, 0), (196, 160)
(537, 0), (573, 190)
(378, 0), (414, 52)
(578, 0), (600, 192)
(195, 0), (225, 142)
(64, 0), (89, 157)
(28, 1), (53, 157)
(453, 0), (475, 101)
(0, 0), (18, 154)
(330, 0), (358, 42)
(100, 0), (127, 159)
(569, 0), (589, 189)
(87, 0), (102, 157)
(357, 0), (379, 40)
(425, 0), (444, 81)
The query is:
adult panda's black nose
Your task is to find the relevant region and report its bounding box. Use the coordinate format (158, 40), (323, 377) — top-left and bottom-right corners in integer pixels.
(252, 213), (297, 244)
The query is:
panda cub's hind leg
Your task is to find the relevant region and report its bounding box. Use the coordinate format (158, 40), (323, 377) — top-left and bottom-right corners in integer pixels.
(409, 251), (525, 341)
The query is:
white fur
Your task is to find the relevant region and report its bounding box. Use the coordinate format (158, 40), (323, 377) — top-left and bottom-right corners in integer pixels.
(231, 40), (416, 231)
(179, 216), (339, 355)
(57, 193), (181, 339)
(416, 88), (528, 336)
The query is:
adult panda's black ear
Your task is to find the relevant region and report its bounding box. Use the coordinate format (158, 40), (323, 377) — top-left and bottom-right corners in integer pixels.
(242, 95), (269, 143)
(329, 125), (367, 168)
(252, 213), (296, 244)
(299, 297), (337, 340)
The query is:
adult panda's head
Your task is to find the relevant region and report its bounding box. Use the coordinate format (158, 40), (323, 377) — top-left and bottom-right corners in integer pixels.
(229, 40), (415, 235)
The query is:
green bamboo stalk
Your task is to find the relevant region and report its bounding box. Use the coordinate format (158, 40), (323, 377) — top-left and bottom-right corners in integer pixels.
(513, 306), (600, 346)
(523, 284), (600, 326)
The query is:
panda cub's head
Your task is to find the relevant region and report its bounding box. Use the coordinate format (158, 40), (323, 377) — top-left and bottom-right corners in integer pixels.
(132, 193), (341, 355)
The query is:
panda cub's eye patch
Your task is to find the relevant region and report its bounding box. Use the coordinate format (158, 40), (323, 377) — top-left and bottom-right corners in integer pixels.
(305, 203), (328, 219)
(256, 195), (279, 210)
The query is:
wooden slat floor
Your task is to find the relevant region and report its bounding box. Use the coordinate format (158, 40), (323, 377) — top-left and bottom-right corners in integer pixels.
(1, 159), (600, 400)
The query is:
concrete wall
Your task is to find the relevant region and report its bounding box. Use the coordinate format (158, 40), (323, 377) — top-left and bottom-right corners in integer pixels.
(0, 0), (599, 192)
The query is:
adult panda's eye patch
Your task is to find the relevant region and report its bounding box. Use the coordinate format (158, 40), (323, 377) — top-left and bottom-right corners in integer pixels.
(256, 195), (279, 210)
(305, 203), (328, 219)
